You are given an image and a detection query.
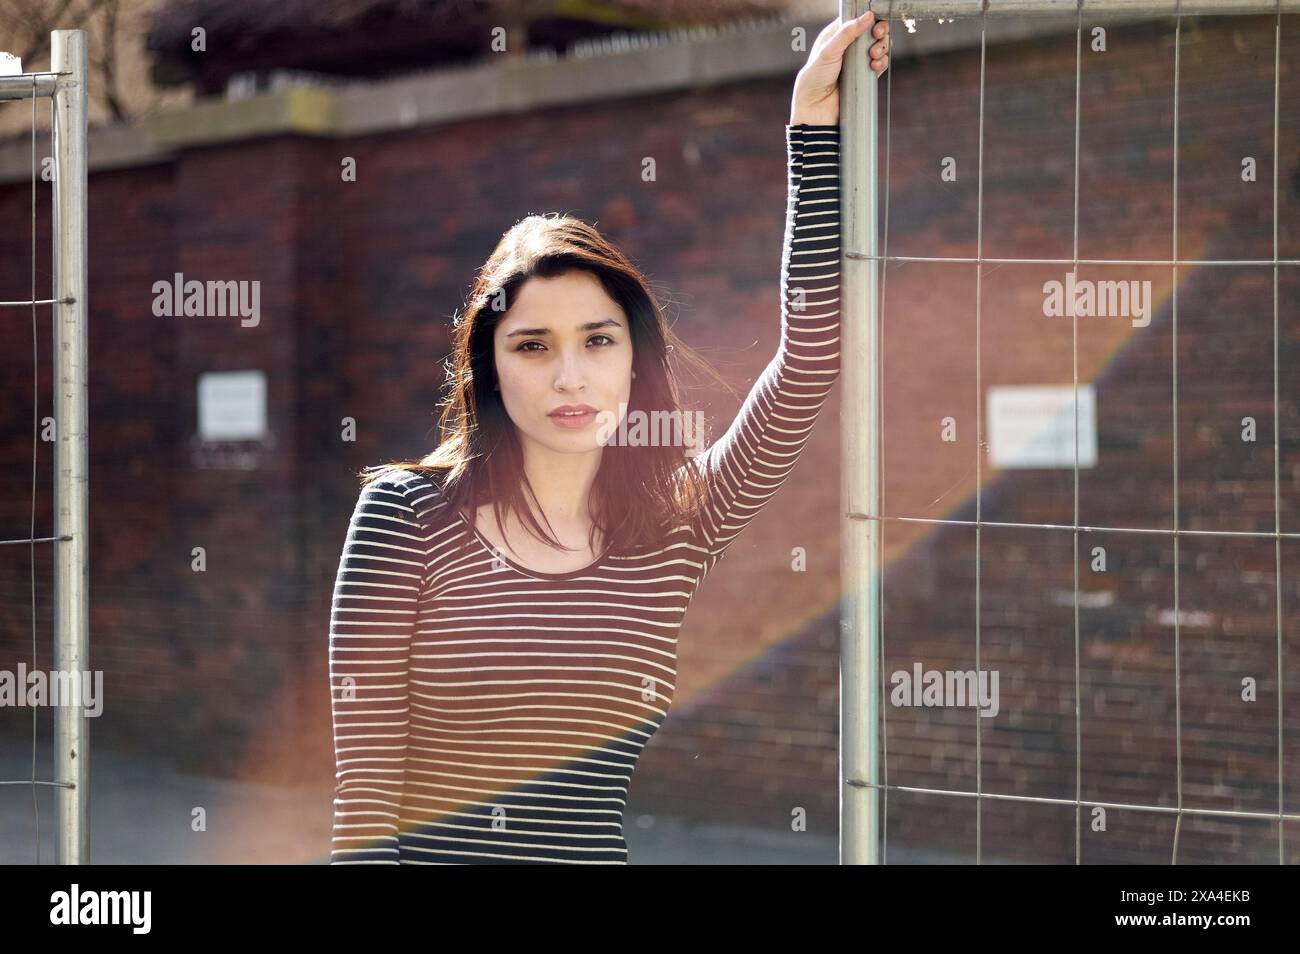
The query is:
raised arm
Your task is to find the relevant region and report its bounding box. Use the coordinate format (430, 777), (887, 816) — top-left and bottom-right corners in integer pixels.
(687, 123), (842, 566)
(328, 468), (423, 864)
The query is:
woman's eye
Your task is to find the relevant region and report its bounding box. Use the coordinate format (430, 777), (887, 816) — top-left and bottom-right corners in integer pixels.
(516, 336), (615, 352)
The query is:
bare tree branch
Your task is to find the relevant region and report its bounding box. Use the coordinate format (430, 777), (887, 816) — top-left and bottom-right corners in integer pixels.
(2, 0), (134, 122)
(5, 0), (84, 63)
(90, 0), (127, 120)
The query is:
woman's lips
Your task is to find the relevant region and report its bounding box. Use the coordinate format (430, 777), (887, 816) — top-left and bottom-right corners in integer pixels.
(549, 408), (597, 429)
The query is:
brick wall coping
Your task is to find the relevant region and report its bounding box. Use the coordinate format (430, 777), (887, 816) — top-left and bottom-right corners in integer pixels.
(0, 12), (1156, 183)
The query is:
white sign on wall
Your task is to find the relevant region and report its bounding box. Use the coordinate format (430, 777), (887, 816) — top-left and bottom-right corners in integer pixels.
(198, 370), (266, 441)
(987, 384), (1097, 469)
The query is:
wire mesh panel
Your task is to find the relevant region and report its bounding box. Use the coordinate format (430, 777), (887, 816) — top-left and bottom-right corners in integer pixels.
(0, 31), (89, 864)
(840, 1), (1299, 863)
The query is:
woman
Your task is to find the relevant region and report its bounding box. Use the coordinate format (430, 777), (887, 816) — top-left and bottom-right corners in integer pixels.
(329, 12), (891, 864)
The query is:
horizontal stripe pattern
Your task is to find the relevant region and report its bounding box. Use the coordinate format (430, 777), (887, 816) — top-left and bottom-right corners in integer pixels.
(328, 124), (841, 864)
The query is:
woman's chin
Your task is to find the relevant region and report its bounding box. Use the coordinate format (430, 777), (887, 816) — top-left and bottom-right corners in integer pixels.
(532, 430), (604, 455)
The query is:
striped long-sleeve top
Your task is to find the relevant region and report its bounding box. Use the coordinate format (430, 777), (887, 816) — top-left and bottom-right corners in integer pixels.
(328, 124), (841, 864)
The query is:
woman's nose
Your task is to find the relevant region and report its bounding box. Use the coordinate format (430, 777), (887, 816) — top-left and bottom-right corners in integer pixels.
(553, 351), (587, 391)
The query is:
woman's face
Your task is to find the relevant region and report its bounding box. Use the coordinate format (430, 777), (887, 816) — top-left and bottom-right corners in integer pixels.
(492, 270), (634, 457)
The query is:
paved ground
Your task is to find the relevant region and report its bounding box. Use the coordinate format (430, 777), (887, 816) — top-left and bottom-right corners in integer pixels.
(0, 742), (970, 864)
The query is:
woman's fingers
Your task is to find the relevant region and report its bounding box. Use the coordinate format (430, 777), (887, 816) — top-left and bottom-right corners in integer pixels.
(871, 19), (892, 54)
(817, 11), (874, 59)
(829, 15), (890, 66)
(869, 19), (891, 73)
(810, 14), (846, 55)
(842, 11), (878, 46)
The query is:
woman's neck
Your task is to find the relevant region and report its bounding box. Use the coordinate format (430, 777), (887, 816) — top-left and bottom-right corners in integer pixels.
(518, 443), (603, 522)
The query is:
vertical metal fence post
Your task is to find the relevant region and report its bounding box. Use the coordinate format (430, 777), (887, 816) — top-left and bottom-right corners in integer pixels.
(840, 0), (882, 865)
(51, 28), (89, 865)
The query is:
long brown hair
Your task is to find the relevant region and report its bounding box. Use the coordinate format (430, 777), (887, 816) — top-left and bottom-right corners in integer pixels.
(358, 212), (738, 556)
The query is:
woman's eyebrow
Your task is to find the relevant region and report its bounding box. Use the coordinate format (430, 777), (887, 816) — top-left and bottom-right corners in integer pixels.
(504, 318), (623, 339)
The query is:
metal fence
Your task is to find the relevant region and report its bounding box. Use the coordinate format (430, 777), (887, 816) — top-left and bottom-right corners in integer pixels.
(0, 30), (89, 864)
(840, 0), (1300, 863)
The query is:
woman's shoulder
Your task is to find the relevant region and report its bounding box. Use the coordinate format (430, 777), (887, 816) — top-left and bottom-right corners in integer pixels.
(357, 464), (452, 521)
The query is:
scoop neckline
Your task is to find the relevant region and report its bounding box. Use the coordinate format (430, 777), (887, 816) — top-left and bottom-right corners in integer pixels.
(454, 508), (613, 580)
